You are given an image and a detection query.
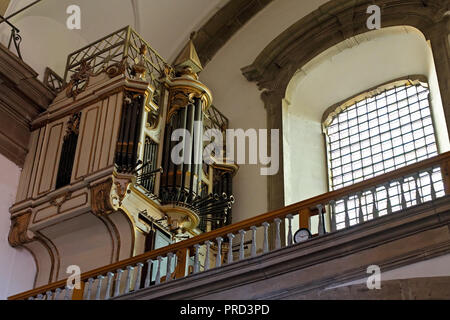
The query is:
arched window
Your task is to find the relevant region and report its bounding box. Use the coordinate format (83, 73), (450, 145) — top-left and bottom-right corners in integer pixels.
(324, 79), (439, 191)
(323, 79), (445, 229)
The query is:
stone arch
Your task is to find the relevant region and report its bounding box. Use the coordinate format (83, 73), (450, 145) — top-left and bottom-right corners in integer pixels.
(241, 0), (450, 211)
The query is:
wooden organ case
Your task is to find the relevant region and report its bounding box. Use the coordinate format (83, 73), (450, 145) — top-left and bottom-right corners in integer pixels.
(7, 27), (238, 287)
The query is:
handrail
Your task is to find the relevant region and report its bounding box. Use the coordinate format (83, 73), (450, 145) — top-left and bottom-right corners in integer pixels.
(9, 151), (450, 300)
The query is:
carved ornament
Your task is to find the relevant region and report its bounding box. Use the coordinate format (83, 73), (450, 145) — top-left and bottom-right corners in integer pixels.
(8, 211), (33, 247)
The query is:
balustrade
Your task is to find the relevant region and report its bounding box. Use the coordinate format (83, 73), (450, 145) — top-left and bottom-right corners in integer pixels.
(10, 152), (450, 300)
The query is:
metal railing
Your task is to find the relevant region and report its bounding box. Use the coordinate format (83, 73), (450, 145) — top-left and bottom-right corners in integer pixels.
(43, 67), (65, 93)
(0, 1), (43, 60)
(64, 26), (169, 103)
(9, 151), (450, 300)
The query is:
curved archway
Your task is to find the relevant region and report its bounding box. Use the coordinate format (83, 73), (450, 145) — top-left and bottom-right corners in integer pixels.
(242, 0), (450, 211)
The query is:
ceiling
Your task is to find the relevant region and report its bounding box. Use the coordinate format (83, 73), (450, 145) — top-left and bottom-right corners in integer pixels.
(0, 0), (229, 78)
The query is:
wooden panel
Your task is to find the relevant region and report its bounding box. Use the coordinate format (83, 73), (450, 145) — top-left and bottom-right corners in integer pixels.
(100, 93), (119, 169)
(37, 123), (64, 195)
(29, 127), (46, 199)
(16, 130), (39, 202)
(93, 97), (108, 172)
(74, 105), (100, 180)
(109, 92), (123, 166)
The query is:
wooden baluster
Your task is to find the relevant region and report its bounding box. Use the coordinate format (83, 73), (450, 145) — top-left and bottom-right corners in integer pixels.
(317, 204), (325, 235)
(262, 222), (270, 253)
(215, 237), (223, 268)
(104, 272), (114, 300)
(85, 278), (94, 300)
(144, 259), (153, 288)
(95, 275), (105, 300)
(113, 269), (124, 297)
(286, 215), (293, 245)
(385, 182), (392, 214)
(134, 263), (144, 291)
(166, 253), (174, 282)
(329, 201), (337, 232)
(155, 256), (162, 284)
(371, 187), (379, 219)
(54, 288), (62, 300)
(227, 233), (235, 264)
(193, 244), (200, 274)
(46, 291), (53, 301)
(428, 169), (437, 200)
(64, 286), (72, 300)
(399, 178), (407, 209)
(414, 173), (422, 204)
(124, 266), (134, 294)
(204, 241), (211, 271)
(343, 196), (350, 228)
(238, 230), (246, 260)
(357, 192), (365, 223)
(274, 218), (282, 249)
(250, 226), (257, 257)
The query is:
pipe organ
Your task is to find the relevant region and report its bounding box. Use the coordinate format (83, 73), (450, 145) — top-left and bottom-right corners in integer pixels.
(7, 26), (238, 287)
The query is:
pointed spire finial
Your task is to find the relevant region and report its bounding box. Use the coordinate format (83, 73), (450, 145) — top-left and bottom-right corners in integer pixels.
(173, 34), (203, 74)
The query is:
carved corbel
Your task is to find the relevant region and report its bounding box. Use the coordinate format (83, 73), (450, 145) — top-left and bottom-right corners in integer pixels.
(113, 175), (133, 207)
(8, 211), (33, 247)
(91, 175), (132, 216)
(90, 179), (115, 217)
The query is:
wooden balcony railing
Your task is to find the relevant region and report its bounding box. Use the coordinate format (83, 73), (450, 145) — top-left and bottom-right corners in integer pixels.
(9, 151), (450, 300)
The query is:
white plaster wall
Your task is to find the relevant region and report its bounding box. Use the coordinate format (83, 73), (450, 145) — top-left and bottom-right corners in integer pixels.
(0, 154), (36, 300)
(283, 26), (450, 206)
(201, 0), (329, 222)
(0, 0), (228, 79)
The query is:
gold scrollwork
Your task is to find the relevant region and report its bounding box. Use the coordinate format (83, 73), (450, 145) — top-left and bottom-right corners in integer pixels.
(106, 59), (127, 78)
(166, 88), (205, 123)
(8, 211), (33, 247)
(90, 179), (114, 217)
(50, 192), (73, 213)
(66, 60), (92, 99)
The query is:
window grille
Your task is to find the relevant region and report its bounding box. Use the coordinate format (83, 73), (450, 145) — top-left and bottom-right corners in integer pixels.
(324, 82), (444, 229)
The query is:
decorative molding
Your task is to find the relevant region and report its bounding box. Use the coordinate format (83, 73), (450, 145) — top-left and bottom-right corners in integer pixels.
(8, 211), (33, 247)
(49, 192), (72, 212)
(66, 61), (93, 99)
(90, 175), (133, 216)
(90, 178), (115, 217)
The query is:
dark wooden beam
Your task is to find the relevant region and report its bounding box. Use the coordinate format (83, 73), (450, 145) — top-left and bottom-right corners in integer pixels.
(193, 0), (274, 67)
(0, 43), (55, 167)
